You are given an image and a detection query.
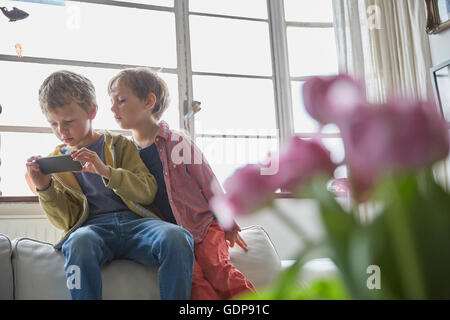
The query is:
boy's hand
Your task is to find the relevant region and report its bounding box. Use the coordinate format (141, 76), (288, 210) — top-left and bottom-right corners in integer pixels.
(70, 148), (111, 179)
(26, 156), (52, 191)
(225, 230), (248, 252)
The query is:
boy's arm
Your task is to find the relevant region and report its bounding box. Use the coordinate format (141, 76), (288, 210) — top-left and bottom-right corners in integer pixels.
(37, 179), (84, 231)
(183, 134), (241, 232)
(104, 136), (157, 205)
(27, 155), (83, 231)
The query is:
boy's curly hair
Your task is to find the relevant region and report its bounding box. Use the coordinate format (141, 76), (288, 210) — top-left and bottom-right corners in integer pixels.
(108, 67), (170, 120)
(38, 70), (97, 115)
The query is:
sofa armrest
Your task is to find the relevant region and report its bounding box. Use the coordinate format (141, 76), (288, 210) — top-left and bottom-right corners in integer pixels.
(229, 225), (282, 289)
(0, 233), (14, 300)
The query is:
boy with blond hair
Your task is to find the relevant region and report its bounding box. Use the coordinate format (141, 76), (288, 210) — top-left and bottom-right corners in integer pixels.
(26, 70), (194, 300)
(108, 67), (255, 299)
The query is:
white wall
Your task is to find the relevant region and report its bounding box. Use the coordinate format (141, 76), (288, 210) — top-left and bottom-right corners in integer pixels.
(428, 27), (450, 190)
(0, 202), (63, 245)
(429, 28), (450, 66)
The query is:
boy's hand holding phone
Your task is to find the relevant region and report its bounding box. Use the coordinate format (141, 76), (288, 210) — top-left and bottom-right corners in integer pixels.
(26, 156), (52, 191)
(70, 147), (111, 179)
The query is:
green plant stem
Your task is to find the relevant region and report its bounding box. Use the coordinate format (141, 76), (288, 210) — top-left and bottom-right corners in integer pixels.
(272, 244), (316, 299)
(386, 177), (426, 299)
(351, 201), (362, 224)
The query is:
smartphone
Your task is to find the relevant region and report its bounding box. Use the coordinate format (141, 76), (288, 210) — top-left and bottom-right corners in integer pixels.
(36, 154), (83, 174)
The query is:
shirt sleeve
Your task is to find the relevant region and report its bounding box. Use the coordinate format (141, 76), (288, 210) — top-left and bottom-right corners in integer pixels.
(37, 179), (85, 231)
(182, 133), (241, 232)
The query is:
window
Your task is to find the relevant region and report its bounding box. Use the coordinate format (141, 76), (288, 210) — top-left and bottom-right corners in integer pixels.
(189, 1), (278, 185)
(284, 0), (333, 23)
(287, 27), (338, 77)
(189, 16), (272, 76)
(0, 2), (177, 66)
(0, 0), (180, 196)
(0, 0), (339, 197)
(189, 0), (267, 19)
(1, 132), (61, 196)
(283, 0), (343, 175)
(119, 0), (174, 6)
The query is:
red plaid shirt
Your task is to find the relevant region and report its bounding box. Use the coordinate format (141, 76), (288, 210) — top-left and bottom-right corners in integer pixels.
(150, 120), (239, 243)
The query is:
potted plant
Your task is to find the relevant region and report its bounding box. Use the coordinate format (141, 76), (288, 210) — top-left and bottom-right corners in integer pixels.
(210, 74), (450, 299)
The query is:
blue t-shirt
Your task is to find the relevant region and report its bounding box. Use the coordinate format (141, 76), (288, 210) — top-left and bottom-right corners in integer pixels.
(61, 135), (129, 216)
(138, 143), (177, 224)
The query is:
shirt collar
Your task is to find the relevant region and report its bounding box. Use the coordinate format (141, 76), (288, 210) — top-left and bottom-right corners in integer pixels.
(131, 120), (170, 148)
(156, 120), (170, 141)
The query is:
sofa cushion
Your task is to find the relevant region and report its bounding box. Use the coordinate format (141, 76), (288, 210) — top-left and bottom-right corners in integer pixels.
(12, 238), (160, 300)
(0, 233), (14, 300)
(12, 225), (280, 299)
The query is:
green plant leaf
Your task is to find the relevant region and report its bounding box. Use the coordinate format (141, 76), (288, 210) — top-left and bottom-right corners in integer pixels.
(305, 175), (365, 298)
(368, 171), (450, 299)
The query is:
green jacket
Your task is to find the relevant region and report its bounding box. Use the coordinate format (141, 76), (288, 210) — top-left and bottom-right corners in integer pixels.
(37, 131), (159, 249)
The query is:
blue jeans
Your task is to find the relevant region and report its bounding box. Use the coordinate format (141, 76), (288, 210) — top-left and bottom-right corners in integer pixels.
(61, 210), (194, 300)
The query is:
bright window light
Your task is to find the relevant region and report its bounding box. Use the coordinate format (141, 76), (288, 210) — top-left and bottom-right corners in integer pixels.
(287, 27), (338, 77)
(0, 132), (61, 196)
(284, 0), (334, 23)
(118, 0), (174, 7)
(0, 61), (180, 130)
(0, 1), (177, 67)
(190, 16), (272, 76)
(193, 76), (276, 133)
(189, 0), (267, 19)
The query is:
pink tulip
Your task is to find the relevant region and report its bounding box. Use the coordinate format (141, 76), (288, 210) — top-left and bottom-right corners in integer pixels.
(209, 164), (275, 229)
(302, 74), (366, 125)
(269, 136), (337, 192)
(388, 98), (449, 168)
(339, 97), (449, 202)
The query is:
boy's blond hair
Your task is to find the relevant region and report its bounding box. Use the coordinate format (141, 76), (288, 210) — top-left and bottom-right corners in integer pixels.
(108, 67), (170, 120)
(38, 70), (97, 115)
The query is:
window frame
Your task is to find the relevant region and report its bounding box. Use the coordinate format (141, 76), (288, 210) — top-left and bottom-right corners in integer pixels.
(0, 0), (338, 200)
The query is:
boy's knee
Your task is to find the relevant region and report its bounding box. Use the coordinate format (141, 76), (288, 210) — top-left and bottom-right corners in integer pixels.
(161, 226), (194, 255)
(62, 227), (103, 258)
(168, 227), (193, 247)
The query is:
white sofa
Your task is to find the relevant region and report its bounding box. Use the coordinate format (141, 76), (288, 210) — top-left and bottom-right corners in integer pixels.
(0, 226), (338, 300)
(0, 233), (14, 300)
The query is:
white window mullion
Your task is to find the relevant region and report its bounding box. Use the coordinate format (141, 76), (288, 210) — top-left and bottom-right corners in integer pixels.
(267, 0), (294, 146)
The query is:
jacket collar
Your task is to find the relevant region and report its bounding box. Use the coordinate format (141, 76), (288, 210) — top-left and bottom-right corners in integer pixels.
(52, 130), (114, 156)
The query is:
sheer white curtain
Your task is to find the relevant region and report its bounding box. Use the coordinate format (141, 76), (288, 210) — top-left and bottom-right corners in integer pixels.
(332, 0), (433, 103)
